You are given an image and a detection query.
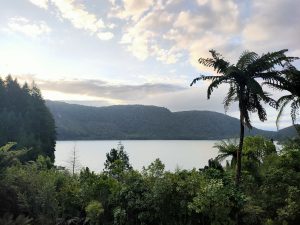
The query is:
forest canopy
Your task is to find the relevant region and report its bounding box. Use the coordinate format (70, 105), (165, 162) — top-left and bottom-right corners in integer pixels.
(0, 75), (56, 161)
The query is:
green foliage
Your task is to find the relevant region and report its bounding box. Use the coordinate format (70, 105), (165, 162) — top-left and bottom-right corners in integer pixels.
(47, 101), (280, 140)
(243, 136), (276, 163)
(85, 201), (104, 225)
(191, 49), (295, 129)
(104, 143), (132, 179)
(264, 66), (300, 126)
(0, 142), (28, 174)
(0, 136), (300, 225)
(276, 186), (300, 223)
(189, 179), (244, 225)
(4, 164), (60, 224)
(0, 76), (56, 161)
(214, 139), (238, 166)
(191, 49), (298, 186)
(0, 214), (32, 225)
(142, 158), (165, 177)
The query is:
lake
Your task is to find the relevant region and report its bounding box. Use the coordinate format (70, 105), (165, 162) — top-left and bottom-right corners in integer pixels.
(55, 140), (221, 172)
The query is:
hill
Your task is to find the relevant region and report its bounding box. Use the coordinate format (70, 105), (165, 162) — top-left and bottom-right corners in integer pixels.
(46, 101), (280, 140)
(276, 125), (299, 140)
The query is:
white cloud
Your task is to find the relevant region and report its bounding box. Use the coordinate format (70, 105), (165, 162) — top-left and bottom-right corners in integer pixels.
(111, 0), (154, 21)
(25, 0), (300, 71)
(29, 0), (49, 9)
(28, 0), (114, 40)
(8, 17), (51, 38)
(120, 7), (176, 62)
(97, 32), (114, 41)
(118, 0), (242, 66)
(151, 45), (182, 64)
(120, 17), (155, 60)
(51, 0), (105, 33)
(197, 0), (208, 5)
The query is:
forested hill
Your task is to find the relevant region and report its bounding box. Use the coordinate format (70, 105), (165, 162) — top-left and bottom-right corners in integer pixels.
(46, 100), (286, 140)
(276, 125), (299, 140)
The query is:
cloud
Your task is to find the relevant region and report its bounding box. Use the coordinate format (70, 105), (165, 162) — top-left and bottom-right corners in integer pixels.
(120, 6), (182, 63)
(97, 32), (114, 40)
(116, 0), (299, 70)
(110, 0), (154, 21)
(242, 0), (300, 55)
(25, 0), (300, 66)
(51, 0), (105, 33)
(7, 17), (51, 38)
(37, 78), (187, 100)
(29, 0), (49, 9)
(196, 0), (208, 5)
(28, 0), (114, 40)
(118, 0), (241, 66)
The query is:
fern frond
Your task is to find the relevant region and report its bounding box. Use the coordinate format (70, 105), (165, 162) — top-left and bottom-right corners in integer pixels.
(236, 51), (258, 69)
(223, 83), (237, 112)
(276, 97), (291, 129)
(190, 75), (222, 86)
(207, 76), (231, 99)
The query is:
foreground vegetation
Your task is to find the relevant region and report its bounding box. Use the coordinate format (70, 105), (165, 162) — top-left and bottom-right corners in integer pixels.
(1, 47), (300, 225)
(1, 134), (300, 225)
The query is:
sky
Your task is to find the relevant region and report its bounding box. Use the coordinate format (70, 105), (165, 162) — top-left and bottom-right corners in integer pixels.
(0, 0), (299, 130)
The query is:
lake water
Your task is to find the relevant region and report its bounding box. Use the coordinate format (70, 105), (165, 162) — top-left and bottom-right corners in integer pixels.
(55, 140), (220, 172)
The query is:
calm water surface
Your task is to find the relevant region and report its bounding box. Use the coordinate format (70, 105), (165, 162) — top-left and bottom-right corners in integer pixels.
(55, 140), (220, 172)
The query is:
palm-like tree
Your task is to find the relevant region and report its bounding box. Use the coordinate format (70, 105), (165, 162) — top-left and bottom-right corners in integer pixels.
(214, 139), (238, 167)
(191, 49), (297, 186)
(264, 66), (300, 127)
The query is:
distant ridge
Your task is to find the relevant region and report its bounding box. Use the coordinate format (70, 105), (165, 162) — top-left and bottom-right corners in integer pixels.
(276, 125), (298, 140)
(46, 100), (296, 140)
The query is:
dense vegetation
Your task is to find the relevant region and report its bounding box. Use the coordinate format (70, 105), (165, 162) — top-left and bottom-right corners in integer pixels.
(191, 49), (299, 186)
(0, 76), (56, 161)
(46, 101), (298, 140)
(1, 46), (300, 225)
(1, 134), (300, 225)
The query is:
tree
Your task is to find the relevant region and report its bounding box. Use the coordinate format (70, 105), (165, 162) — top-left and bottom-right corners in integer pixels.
(0, 142), (28, 174)
(0, 76), (56, 162)
(188, 179), (244, 225)
(243, 136), (276, 163)
(191, 49), (297, 186)
(214, 139), (239, 167)
(68, 143), (81, 175)
(264, 67), (300, 127)
(143, 158), (165, 178)
(104, 142), (132, 178)
(85, 200), (104, 225)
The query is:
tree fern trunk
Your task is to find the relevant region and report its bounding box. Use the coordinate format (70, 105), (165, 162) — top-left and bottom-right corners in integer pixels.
(236, 111), (244, 186)
(235, 111), (244, 225)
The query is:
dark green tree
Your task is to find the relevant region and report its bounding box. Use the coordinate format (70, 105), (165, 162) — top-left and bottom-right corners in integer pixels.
(104, 143), (132, 179)
(264, 66), (300, 127)
(0, 76), (56, 161)
(191, 49), (297, 186)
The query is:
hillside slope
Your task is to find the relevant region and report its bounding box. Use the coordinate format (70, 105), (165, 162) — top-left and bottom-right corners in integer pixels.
(46, 101), (280, 140)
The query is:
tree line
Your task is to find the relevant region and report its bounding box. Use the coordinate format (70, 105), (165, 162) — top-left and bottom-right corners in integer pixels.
(0, 75), (56, 161)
